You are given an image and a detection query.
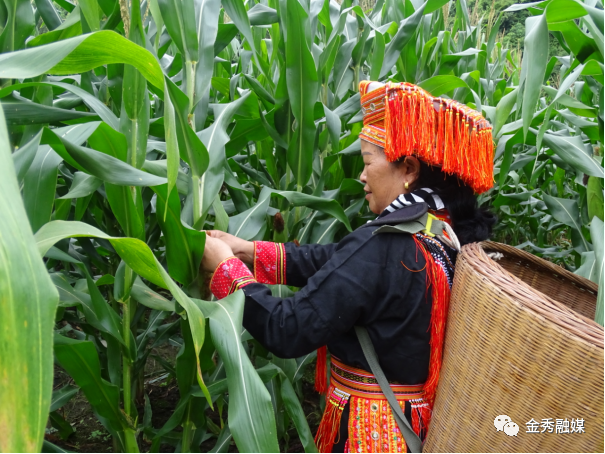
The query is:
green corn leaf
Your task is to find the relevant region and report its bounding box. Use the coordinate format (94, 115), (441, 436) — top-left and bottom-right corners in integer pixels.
(494, 87), (518, 137)
(41, 126), (168, 187)
(248, 3), (278, 25)
(12, 129), (42, 184)
(23, 146), (62, 232)
(285, 0), (319, 189)
(193, 0), (221, 122)
(369, 31), (385, 81)
(53, 335), (129, 434)
(152, 183), (206, 287)
(228, 186), (272, 240)
(163, 79), (180, 204)
(541, 132), (604, 178)
(332, 39), (355, 101)
(278, 374), (317, 453)
(165, 79), (209, 178)
(42, 439), (71, 453)
(0, 104), (59, 452)
(380, 1), (426, 79)
(77, 263), (126, 346)
(425, 0), (449, 14)
(58, 172), (102, 199)
(195, 292), (280, 453)
(0, 99), (97, 124)
(590, 217), (604, 325)
(520, 15), (549, 139)
(0, 0), (35, 53)
(33, 0), (62, 30)
(0, 31), (164, 91)
(48, 411), (74, 440)
(131, 277), (176, 312)
(210, 426), (232, 453)
(142, 159), (190, 195)
(197, 93), (251, 224)
(175, 320), (207, 452)
(157, 0), (198, 61)
(222, 0), (266, 77)
(50, 385), (80, 412)
(542, 194), (590, 251)
(212, 195), (230, 232)
(214, 23), (239, 56)
(271, 189), (353, 232)
(418, 75), (468, 97)
(587, 176), (604, 221)
(49, 271), (126, 347)
(34, 221), (211, 404)
(324, 104), (341, 153)
(78, 0), (100, 30)
(121, 71), (150, 171)
(88, 122), (146, 239)
(0, 81), (120, 130)
(310, 197), (363, 244)
(244, 74), (276, 105)
(28, 8), (82, 47)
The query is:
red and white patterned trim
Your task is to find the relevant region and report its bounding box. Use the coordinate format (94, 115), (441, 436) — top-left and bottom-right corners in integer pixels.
(210, 257), (257, 299)
(253, 241), (287, 285)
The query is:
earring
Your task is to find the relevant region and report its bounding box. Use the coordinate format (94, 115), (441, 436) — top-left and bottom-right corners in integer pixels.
(404, 181), (409, 190)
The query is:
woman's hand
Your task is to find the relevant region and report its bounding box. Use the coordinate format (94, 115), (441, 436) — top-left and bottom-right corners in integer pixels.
(206, 231), (254, 264)
(201, 236), (235, 272)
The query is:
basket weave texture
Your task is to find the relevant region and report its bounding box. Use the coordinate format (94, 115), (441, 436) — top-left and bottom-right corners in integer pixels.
(424, 242), (603, 453)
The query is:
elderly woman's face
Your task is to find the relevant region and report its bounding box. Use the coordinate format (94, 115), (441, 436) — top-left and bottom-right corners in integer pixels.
(359, 140), (419, 214)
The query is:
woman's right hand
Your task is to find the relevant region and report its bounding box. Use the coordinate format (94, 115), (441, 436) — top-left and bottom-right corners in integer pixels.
(205, 231), (254, 265)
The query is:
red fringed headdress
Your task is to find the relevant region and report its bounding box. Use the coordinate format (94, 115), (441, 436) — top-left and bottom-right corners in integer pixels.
(359, 81), (494, 194)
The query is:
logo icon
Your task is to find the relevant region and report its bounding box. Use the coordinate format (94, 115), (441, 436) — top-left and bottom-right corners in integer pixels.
(494, 415), (519, 436)
(504, 421), (519, 436)
(494, 415), (511, 432)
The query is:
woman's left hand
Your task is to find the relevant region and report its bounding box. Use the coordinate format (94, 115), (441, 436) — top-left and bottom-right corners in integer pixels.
(201, 235), (235, 272)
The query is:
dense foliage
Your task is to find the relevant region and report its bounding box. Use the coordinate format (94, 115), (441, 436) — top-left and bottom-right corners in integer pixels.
(0, 0), (602, 451)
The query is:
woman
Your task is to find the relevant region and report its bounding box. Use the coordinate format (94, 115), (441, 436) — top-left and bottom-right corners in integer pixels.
(201, 81), (496, 453)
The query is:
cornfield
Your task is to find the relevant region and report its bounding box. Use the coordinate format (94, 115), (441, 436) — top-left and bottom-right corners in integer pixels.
(0, 0), (602, 451)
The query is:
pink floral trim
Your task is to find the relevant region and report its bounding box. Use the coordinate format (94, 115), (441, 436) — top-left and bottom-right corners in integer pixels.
(253, 241), (287, 285)
(210, 257), (256, 299)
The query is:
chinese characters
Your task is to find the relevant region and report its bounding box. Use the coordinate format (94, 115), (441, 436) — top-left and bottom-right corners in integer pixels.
(525, 418), (585, 434)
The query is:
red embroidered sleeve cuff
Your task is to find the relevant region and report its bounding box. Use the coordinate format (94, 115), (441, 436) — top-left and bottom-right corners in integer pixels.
(253, 241), (287, 285)
(210, 257), (257, 299)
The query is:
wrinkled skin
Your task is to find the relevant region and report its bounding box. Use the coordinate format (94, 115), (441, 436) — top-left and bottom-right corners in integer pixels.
(360, 140), (420, 214)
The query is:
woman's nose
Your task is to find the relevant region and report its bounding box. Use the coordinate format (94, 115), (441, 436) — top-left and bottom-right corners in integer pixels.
(360, 167), (367, 183)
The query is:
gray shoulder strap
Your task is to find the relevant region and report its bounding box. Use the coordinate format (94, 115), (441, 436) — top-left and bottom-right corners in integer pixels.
(354, 326), (423, 453)
(373, 212), (447, 237)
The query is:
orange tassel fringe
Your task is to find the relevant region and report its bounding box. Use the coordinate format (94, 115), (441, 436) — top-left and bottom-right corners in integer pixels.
(314, 385), (349, 453)
(412, 235), (452, 409)
(365, 81), (494, 194)
(315, 345), (328, 394)
(411, 398), (433, 436)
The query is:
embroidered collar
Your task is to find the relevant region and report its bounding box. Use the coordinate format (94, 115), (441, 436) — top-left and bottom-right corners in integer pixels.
(378, 188), (444, 219)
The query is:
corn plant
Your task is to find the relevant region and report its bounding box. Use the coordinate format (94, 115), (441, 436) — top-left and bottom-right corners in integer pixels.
(0, 0), (602, 452)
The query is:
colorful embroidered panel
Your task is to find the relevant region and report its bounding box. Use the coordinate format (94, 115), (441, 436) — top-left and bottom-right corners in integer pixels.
(253, 241), (286, 285)
(315, 356), (430, 453)
(210, 257), (257, 299)
(316, 383), (430, 454)
(348, 396), (430, 453)
(348, 396), (407, 453)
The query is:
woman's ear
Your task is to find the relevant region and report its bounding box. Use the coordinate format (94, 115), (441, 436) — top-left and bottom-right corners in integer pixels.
(402, 156), (421, 187)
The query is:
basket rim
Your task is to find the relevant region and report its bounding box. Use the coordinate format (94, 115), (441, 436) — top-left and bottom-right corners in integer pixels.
(458, 242), (603, 349)
(482, 240), (599, 294)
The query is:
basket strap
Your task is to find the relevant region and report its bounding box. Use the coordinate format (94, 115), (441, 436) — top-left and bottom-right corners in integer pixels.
(354, 326), (423, 453)
(372, 212), (447, 237)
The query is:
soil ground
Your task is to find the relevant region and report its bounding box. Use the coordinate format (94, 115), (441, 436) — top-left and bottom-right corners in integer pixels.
(46, 343), (321, 453)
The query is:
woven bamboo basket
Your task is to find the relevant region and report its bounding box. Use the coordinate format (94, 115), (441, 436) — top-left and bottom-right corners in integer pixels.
(424, 241), (603, 453)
